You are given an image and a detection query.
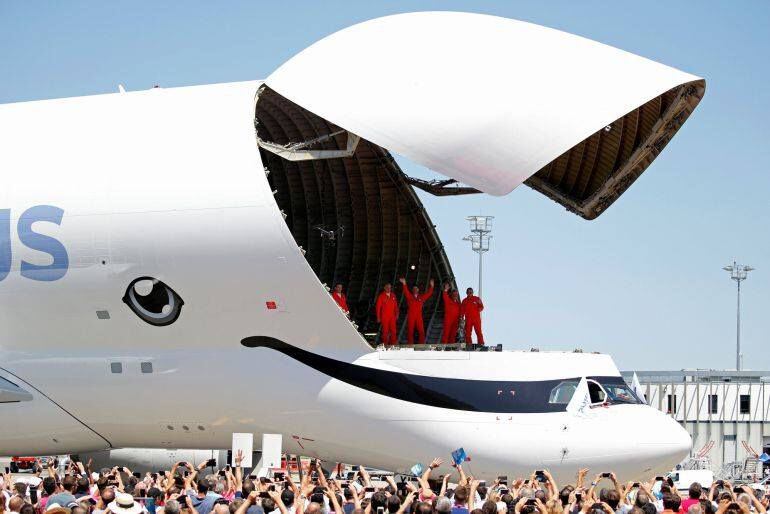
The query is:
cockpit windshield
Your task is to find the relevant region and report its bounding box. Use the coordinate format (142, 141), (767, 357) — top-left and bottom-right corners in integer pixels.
(602, 381), (642, 404)
(548, 376), (642, 408)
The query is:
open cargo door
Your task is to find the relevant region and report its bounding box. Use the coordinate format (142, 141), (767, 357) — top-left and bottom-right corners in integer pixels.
(265, 11), (705, 219)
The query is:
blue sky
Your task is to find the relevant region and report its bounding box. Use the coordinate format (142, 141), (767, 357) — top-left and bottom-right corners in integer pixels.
(1, 1), (768, 370)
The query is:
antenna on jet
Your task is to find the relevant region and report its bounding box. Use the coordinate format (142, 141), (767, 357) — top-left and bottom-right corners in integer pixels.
(118, 84), (126, 93)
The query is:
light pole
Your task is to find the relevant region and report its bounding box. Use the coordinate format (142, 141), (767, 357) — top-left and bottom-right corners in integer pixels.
(463, 216), (493, 298)
(723, 261), (754, 371)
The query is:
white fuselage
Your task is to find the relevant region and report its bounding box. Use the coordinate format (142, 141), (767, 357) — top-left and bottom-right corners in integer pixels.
(0, 81), (690, 482)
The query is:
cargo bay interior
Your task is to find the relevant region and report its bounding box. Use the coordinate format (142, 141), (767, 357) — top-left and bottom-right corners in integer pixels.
(254, 79), (705, 345)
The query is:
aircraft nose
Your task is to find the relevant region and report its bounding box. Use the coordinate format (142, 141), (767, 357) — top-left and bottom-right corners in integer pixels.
(637, 408), (692, 467)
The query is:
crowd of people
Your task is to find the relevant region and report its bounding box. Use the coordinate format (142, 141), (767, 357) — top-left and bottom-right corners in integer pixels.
(2, 454), (769, 514)
(331, 279), (485, 346)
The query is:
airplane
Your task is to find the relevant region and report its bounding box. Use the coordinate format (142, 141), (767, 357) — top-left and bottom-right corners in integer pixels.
(0, 11), (704, 482)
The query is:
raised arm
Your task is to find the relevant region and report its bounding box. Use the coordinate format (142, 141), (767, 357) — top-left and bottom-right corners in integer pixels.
(398, 491), (418, 514)
(456, 464), (468, 487)
(359, 466), (373, 488)
(422, 458), (443, 483)
(420, 279), (435, 301)
(543, 470), (558, 498)
(270, 490), (291, 514)
(439, 473), (451, 498)
(576, 469), (589, 490)
(469, 479), (480, 511)
(234, 450), (244, 492)
(324, 487), (343, 514)
(235, 492), (258, 514)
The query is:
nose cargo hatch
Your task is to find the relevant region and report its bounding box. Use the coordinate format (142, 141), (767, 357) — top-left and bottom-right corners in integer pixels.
(264, 11), (705, 220)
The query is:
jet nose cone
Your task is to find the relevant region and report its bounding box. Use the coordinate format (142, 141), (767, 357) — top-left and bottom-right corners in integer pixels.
(638, 408), (692, 470)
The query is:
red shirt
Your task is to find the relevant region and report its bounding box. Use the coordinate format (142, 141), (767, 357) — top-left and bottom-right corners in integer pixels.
(461, 295), (484, 318)
(331, 292), (349, 313)
(402, 283), (434, 316)
(375, 291), (399, 321)
(442, 291), (461, 318)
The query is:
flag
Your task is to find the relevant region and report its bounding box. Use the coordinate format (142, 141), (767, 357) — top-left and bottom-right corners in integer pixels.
(451, 447), (467, 466)
(631, 372), (647, 404)
(566, 377), (591, 416)
(410, 463), (424, 476)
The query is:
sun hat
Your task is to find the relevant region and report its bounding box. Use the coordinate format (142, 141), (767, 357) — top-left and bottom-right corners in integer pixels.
(108, 493), (145, 514)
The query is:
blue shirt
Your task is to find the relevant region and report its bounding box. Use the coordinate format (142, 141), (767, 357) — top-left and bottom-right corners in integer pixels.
(189, 491), (222, 514)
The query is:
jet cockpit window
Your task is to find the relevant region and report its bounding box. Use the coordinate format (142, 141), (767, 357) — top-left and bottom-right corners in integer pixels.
(548, 380), (579, 404)
(587, 380), (607, 404)
(600, 381), (643, 405)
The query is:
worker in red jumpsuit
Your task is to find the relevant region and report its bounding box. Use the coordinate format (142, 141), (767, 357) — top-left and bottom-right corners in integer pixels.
(375, 283), (399, 345)
(399, 277), (435, 344)
(441, 283), (461, 344)
(461, 287), (484, 345)
(331, 283), (349, 317)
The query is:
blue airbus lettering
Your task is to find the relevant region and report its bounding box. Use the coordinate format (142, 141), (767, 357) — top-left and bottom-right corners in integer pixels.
(0, 205), (68, 282)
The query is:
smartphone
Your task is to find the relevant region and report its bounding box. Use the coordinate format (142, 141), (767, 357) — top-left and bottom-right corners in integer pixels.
(500, 489), (510, 495)
(601, 472), (611, 478)
(183, 471), (190, 477)
(526, 499), (537, 506)
(259, 492), (270, 499)
(274, 472), (285, 481)
(218, 470), (226, 477)
(632, 482), (640, 488)
(30, 487), (38, 504)
(248, 474), (257, 480)
(498, 475), (508, 486)
(268, 485), (276, 492)
(654, 476), (664, 482)
(535, 471), (546, 483)
(734, 487), (744, 494)
(118, 466), (125, 472)
(716, 480), (724, 486)
(377, 508), (385, 514)
(4, 467), (8, 474)
(133, 472), (141, 479)
(158, 470), (165, 475)
(365, 487), (375, 493)
(576, 494), (583, 502)
(206, 459), (217, 467)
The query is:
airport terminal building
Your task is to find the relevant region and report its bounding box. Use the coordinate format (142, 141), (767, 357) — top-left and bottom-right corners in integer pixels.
(623, 370), (770, 478)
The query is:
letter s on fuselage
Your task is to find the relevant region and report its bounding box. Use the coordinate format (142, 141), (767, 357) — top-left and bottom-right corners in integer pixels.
(0, 205), (68, 282)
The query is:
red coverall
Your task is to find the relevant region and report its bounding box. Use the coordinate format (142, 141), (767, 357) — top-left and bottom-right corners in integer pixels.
(461, 295), (484, 344)
(402, 283), (434, 344)
(331, 292), (349, 314)
(375, 291), (399, 345)
(441, 291), (461, 344)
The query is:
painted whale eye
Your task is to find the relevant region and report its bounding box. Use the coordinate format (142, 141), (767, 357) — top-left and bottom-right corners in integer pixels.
(122, 276), (184, 326)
